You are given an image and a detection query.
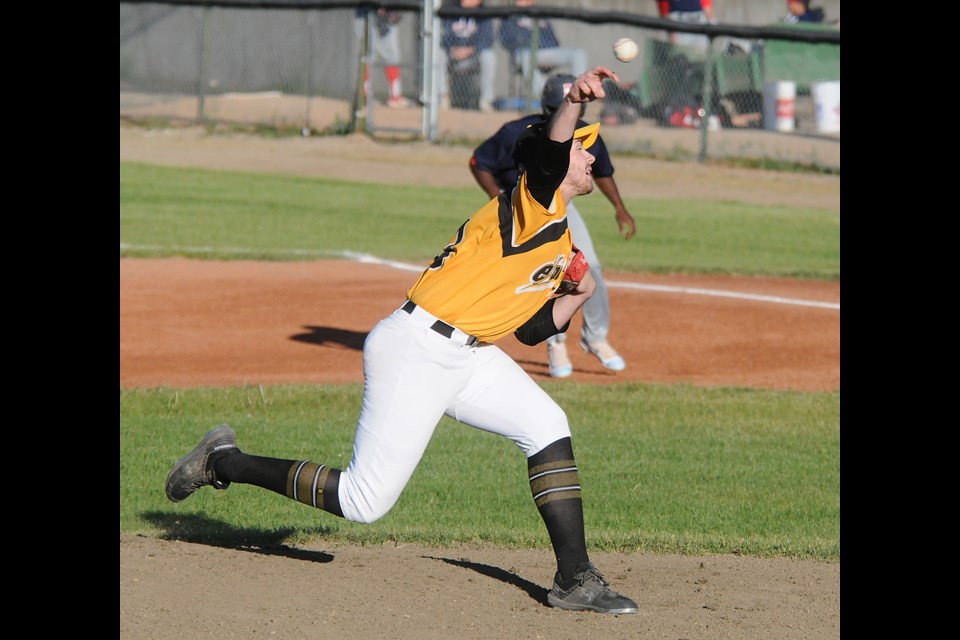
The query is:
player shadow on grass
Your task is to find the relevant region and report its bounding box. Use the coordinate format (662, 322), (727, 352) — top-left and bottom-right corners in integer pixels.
(141, 511), (334, 563)
(422, 555), (550, 607)
(289, 326), (367, 350)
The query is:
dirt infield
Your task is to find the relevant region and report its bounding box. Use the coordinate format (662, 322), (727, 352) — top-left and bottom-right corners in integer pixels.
(119, 124), (840, 640)
(120, 258), (839, 392)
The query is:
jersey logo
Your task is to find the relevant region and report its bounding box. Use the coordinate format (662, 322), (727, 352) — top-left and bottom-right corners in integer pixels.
(516, 253), (568, 294)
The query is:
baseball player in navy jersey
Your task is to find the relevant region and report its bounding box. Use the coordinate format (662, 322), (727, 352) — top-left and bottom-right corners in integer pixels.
(470, 73), (637, 378)
(165, 67), (638, 615)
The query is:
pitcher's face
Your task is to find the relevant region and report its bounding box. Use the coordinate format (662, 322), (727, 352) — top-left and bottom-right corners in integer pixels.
(565, 141), (595, 196)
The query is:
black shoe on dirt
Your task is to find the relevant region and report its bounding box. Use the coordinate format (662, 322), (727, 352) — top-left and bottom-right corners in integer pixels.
(547, 562), (638, 614)
(165, 424), (240, 502)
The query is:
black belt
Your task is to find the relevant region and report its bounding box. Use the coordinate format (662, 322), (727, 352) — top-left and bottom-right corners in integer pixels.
(402, 300), (479, 347)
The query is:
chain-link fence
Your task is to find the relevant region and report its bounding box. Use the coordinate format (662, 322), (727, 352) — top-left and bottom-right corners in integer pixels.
(120, 1), (840, 170)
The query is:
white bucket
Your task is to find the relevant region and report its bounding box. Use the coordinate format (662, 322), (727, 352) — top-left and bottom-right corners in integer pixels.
(763, 81), (796, 132)
(811, 80), (840, 133)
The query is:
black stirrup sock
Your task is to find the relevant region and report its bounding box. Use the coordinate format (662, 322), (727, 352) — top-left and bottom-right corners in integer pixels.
(214, 454), (344, 518)
(527, 437), (589, 582)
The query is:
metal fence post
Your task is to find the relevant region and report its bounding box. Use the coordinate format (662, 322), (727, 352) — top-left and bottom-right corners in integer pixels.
(425, 0), (440, 142)
(195, 5), (210, 123)
(698, 36), (716, 163)
(304, 10), (316, 135)
(525, 20), (540, 111)
(350, 9), (370, 134)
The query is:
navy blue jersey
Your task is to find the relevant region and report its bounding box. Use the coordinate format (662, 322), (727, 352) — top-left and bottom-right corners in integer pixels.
(442, 15), (494, 51)
(661, 0), (710, 13)
(472, 114), (614, 192)
(498, 16), (561, 54)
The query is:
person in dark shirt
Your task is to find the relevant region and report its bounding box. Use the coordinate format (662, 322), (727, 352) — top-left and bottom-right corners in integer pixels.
(656, 0), (715, 50)
(783, 0), (825, 23)
(439, 0), (496, 111)
(355, 6), (411, 108)
(499, 0), (587, 99)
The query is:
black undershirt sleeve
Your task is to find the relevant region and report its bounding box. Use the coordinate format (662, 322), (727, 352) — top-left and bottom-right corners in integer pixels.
(527, 139), (571, 206)
(514, 298), (570, 346)
(512, 118), (575, 346)
(514, 120), (572, 208)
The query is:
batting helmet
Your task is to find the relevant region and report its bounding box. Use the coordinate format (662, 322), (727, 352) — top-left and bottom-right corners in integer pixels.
(541, 73), (585, 117)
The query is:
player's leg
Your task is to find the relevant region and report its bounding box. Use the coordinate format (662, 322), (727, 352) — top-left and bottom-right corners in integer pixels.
(545, 332), (573, 378)
(545, 201), (612, 377)
(564, 203), (625, 371)
(544, 201), (603, 377)
(514, 48), (533, 91)
(563, 202), (607, 343)
(438, 49), (451, 109)
(535, 46), (588, 80)
(448, 344), (570, 455)
(567, 47), (589, 78)
(164, 423), (350, 513)
(515, 48), (550, 100)
(335, 310), (476, 521)
(447, 345), (587, 575)
(168, 308), (474, 524)
(448, 350), (581, 564)
(478, 48), (497, 111)
(449, 345), (636, 613)
(379, 25), (408, 106)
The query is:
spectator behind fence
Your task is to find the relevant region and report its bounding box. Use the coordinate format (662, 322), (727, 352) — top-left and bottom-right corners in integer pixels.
(439, 0), (496, 112)
(783, 0), (825, 24)
(355, 6), (411, 108)
(656, 0), (715, 51)
(499, 0), (588, 100)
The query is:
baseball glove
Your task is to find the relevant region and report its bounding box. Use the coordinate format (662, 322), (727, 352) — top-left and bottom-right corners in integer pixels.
(556, 247), (589, 295)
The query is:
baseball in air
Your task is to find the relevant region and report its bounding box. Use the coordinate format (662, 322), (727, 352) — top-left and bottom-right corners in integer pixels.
(613, 38), (639, 63)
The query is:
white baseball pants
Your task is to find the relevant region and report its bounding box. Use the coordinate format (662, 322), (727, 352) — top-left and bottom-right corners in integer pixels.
(337, 302), (571, 523)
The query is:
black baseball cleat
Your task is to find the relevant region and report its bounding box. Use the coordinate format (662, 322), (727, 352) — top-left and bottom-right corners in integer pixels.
(547, 562), (638, 614)
(165, 424), (240, 502)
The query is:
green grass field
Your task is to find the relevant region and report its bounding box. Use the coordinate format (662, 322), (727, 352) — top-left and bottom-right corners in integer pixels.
(119, 160), (840, 561)
(119, 161), (840, 279)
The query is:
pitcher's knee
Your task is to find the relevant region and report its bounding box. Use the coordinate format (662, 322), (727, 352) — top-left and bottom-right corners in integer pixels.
(346, 507), (389, 525)
(341, 497), (397, 524)
(524, 405), (571, 456)
(338, 477), (403, 524)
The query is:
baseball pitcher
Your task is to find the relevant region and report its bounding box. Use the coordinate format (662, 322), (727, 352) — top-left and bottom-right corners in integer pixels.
(165, 67), (638, 615)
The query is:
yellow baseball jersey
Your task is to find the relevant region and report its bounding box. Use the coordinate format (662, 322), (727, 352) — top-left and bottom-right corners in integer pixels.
(406, 171), (573, 343)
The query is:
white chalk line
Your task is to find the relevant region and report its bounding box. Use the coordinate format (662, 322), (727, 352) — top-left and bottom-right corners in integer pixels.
(120, 244), (839, 310)
(608, 280), (839, 309)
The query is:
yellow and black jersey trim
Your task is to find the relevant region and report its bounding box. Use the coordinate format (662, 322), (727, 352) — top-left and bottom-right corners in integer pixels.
(497, 192), (569, 257)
